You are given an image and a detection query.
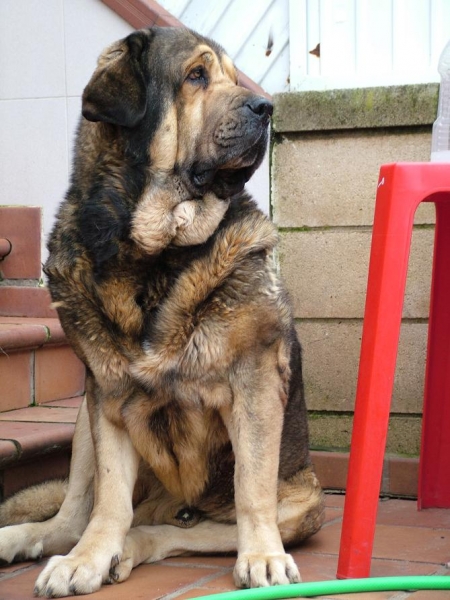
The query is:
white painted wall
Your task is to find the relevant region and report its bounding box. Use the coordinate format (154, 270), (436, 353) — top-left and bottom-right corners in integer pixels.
(0, 0), (133, 266)
(289, 0), (450, 91)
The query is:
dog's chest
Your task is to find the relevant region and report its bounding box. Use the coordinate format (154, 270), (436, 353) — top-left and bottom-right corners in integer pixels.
(124, 396), (229, 504)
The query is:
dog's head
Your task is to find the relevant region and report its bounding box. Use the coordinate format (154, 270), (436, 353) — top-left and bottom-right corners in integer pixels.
(81, 27), (272, 199)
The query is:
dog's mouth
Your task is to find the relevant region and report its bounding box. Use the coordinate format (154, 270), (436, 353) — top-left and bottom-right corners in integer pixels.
(182, 130), (269, 199)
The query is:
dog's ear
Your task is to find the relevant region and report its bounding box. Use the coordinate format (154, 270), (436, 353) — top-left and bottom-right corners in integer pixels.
(82, 31), (150, 127)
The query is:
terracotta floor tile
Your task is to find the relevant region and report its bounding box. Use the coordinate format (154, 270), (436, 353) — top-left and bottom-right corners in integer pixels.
(372, 524), (450, 564)
(2, 496), (450, 600)
(411, 575), (450, 600)
(323, 506), (343, 524)
(93, 563), (223, 600)
(412, 592), (450, 600)
(0, 351), (31, 411)
(164, 556), (236, 568)
(292, 523), (341, 556)
(0, 563), (44, 600)
(173, 589), (219, 599)
(0, 287), (56, 319)
(0, 406), (78, 424)
(0, 561), (36, 577)
(199, 569), (237, 590)
(377, 498), (450, 529)
(35, 346), (85, 404)
(369, 558), (446, 578)
(324, 493), (346, 508)
(43, 397), (83, 409)
(306, 520), (450, 565)
(0, 562), (222, 600)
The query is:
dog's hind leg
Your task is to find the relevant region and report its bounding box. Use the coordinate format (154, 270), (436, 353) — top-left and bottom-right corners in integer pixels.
(33, 376), (140, 598)
(0, 397), (94, 564)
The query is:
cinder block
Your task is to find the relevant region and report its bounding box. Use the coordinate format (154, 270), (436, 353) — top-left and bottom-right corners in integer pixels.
(272, 84), (438, 133)
(307, 413), (422, 455)
(272, 130), (434, 228)
(279, 228), (433, 319)
(308, 413), (353, 450)
(296, 320), (428, 414)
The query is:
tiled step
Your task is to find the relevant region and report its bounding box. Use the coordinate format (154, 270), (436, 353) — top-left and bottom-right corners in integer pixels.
(0, 205), (86, 500)
(0, 316), (85, 412)
(0, 397), (82, 499)
(0, 317), (85, 500)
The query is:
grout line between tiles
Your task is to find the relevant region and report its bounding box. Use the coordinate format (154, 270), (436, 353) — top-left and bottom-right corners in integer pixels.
(161, 566), (233, 599)
(0, 561), (44, 582)
(321, 515), (343, 528)
(157, 560), (234, 570)
(30, 350), (36, 406)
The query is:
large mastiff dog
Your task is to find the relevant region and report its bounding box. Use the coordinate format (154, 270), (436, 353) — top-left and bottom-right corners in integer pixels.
(0, 27), (324, 597)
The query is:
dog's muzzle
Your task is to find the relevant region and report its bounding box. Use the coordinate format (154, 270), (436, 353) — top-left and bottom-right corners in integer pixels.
(180, 95), (273, 199)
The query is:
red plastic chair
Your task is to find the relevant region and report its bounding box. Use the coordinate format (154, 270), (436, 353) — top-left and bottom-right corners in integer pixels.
(337, 162), (450, 580)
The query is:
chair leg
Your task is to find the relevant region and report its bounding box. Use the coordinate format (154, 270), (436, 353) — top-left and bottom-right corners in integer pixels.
(419, 197), (450, 509)
(337, 165), (419, 579)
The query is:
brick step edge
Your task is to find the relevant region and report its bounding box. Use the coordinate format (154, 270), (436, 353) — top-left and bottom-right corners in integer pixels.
(311, 449), (419, 499)
(0, 398), (82, 470)
(0, 316), (66, 351)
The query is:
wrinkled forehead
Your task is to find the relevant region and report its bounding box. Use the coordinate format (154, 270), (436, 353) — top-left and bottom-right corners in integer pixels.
(183, 44), (238, 81)
(151, 28), (237, 82)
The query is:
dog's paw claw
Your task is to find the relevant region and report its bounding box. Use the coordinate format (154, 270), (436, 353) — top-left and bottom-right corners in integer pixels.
(108, 557), (133, 584)
(234, 552), (300, 588)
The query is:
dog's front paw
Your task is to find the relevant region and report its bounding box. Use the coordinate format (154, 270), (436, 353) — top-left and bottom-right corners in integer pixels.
(34, 553), (111, 597)
(108, 541), (135, 584)
(173, 200), (196, 230)
(172, 194), (229, 247)
(233, 552), (300, 588)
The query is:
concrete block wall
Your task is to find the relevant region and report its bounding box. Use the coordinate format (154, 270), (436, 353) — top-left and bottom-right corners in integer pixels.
(271, 84), (439, 457)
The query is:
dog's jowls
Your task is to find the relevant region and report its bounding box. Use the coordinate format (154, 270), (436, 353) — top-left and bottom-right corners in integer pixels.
(0, 26), (324, 597)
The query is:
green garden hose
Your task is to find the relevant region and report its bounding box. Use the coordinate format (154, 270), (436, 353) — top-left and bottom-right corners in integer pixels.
(190, 576), (450, 600)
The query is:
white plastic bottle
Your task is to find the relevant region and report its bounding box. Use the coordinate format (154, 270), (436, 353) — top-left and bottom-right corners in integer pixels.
(431, 39), (450, 161)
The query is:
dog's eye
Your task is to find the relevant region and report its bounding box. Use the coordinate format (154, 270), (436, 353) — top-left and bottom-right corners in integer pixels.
(187, 66), (207, 85)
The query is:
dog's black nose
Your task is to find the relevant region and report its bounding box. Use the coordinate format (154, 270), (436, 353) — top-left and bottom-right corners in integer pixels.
(246, 96), (273, 118)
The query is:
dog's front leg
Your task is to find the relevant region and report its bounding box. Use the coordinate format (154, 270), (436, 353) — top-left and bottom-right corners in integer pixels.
(223, 352), (301, 588)
(34, 378), (140, 598)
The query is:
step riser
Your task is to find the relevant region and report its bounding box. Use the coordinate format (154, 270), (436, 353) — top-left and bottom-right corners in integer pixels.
(0, 345), (85, 412)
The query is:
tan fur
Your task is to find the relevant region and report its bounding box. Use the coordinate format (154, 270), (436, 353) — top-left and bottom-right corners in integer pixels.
(0, 27), (323, 598)
(0, 480), (68, 528)
(131, 184), (228, 254)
